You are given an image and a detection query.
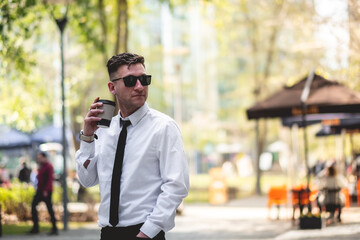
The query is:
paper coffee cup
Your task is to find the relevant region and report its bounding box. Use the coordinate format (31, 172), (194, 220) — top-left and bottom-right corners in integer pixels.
(96, 99), (116, 128)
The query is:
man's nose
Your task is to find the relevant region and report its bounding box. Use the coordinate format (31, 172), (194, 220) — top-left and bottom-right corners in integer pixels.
(134, 79), (144, 89)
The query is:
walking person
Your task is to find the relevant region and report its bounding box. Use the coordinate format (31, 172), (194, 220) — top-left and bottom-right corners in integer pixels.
(28, 151), (58, 235)
(76, 52), (189, 240)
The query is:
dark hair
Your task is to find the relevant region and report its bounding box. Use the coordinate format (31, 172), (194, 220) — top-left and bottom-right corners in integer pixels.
(38, 151), (48, 158)
(106, 52), (145, 76)
(328, 166), (336, 176)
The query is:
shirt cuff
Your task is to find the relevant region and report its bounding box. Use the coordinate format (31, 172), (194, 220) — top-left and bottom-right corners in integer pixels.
(80, 139), (95, 153)
(79, 141), (96, 171)
(140, 221), (162, 239)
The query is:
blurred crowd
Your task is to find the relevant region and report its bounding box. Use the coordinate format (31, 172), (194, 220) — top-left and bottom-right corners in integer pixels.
(0, 159), (38, 189)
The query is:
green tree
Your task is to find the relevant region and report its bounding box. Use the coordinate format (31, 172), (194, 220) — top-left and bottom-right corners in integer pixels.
(0, 0), (54, 131)
(0, 0), (189, 137)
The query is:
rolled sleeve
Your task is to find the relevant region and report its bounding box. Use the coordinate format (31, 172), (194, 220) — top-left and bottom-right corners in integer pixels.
(75, 141), (99, 187)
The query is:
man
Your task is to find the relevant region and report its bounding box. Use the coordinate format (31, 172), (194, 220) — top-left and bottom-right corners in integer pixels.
(76, 52), (189, 240)
(29, 151), (58, 235)
(18, 161), (31, 183)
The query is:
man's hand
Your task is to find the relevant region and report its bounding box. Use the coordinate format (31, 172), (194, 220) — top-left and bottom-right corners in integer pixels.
(136, 231), (150, 238)
(83, 97), (104, 136)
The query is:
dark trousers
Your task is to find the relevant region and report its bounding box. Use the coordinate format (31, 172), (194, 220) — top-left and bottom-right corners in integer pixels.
(100, 223), (165, 240)
(31, 191), (57, 230)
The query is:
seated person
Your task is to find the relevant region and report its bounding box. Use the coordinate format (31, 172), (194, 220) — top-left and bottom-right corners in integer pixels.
(315, 165), (348, 222)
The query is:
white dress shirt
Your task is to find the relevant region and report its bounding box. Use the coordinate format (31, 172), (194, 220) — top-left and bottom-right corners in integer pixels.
(76, 103), (189, 238)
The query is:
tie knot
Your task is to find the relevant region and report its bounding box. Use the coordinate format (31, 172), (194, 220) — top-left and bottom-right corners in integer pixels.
(120, 119), (131, 128)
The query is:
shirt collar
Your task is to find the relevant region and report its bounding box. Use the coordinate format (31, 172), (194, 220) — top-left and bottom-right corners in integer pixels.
(119, 103), (149, 127)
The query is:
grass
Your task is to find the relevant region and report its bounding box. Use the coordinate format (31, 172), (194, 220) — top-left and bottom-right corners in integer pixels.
(2, 221), (88, 235)
(184, 172), (288, 203)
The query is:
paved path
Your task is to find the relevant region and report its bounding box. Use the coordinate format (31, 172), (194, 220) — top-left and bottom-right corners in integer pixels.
(2, 196), (360, 240)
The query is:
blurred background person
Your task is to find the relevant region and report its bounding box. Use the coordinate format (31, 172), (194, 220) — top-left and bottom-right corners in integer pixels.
(18, 161), (31, 183)
(0, 164), (10, 188)
(28, 151), (58, 235)
(316, 164), (348, 223)
(30, 164), (38, 190)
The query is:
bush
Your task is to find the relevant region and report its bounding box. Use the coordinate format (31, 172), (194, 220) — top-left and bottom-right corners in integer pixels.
(0, 183), (35, 220)
(0, 181), (74, 222)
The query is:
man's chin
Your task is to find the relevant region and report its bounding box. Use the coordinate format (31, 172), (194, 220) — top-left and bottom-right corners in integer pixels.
(132, 98), (146, 107)
(132, 95), (146, 102)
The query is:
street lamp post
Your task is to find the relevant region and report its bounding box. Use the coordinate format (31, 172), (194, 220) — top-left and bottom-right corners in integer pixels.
(55, 15), (69, 232)
(46, 0), (70, 231)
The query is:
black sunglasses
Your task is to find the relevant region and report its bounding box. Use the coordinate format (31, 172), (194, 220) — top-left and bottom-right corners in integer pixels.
(111, 75), (151, 87)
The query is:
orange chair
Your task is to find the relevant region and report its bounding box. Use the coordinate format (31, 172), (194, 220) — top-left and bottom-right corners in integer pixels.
(291, 185), (310, 204)
(267, 185), (288, 219)
(341, 188), (350, 208)
(209, 168), (228, 205)
(291, 184), (318, 220)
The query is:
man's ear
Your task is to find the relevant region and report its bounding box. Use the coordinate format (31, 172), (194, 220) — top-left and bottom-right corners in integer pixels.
(108, 81), (116, 95)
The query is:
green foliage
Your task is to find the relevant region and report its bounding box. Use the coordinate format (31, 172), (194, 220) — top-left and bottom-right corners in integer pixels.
(0, 0), (55, 131)
(0, 0), (44, 70)
(0, 183), (35, 215)
(68, 0), (108, 57)
(0, 182), (78, 221)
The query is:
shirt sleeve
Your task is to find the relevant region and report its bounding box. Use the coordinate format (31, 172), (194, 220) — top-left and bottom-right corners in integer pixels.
(44, 164), (54, 192)
(140, 121), (189, 238)
(37, 167), (45, 192)
(337, 175), (348, 189)
(75, 140), (99, 188)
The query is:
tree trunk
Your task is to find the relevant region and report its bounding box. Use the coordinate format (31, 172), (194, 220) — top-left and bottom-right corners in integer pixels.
(114, 0), (128, 54)
(245, 1), (285, 195)
(98, 0), (108, 63)
(113, 0), (128, 111)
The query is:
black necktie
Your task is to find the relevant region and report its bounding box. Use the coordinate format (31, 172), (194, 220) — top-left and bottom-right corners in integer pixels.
(109, 119), (131, 227)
